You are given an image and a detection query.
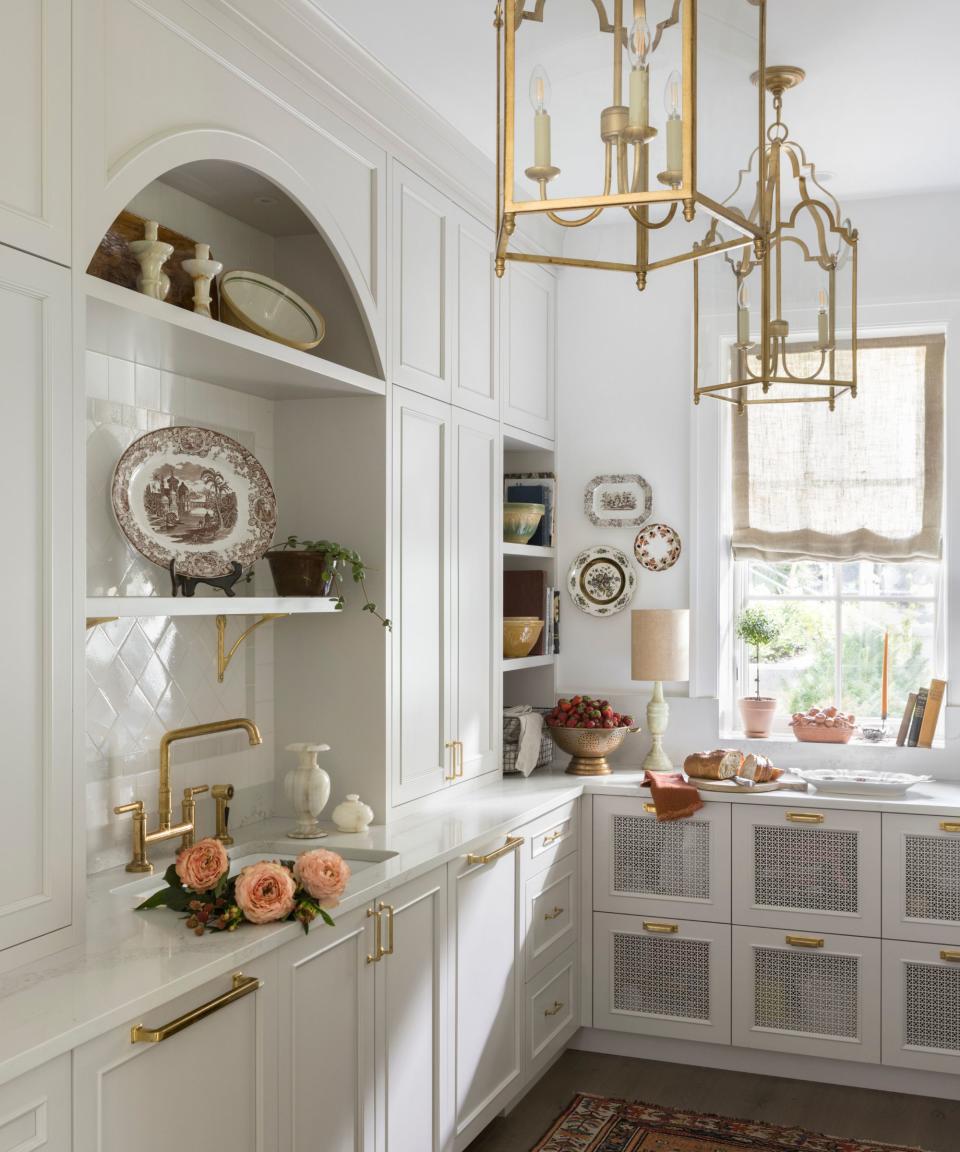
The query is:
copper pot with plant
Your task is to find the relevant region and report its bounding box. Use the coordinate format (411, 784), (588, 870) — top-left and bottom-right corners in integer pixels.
(266, 537), (390, 628)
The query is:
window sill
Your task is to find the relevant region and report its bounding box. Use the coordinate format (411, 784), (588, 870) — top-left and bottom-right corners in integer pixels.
(718, 731), (945, 753)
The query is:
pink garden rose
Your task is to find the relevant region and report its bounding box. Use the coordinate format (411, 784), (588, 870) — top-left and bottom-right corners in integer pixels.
(294, 849), (351, 908)
(175, 837), (229, 892)
(234, 860), (297, 924)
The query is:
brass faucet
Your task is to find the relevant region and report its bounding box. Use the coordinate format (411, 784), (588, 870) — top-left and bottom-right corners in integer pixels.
(114, 718), (262, 873)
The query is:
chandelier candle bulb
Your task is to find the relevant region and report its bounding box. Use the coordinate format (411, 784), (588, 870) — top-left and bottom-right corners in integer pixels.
(737, 283), (750, 346)
(530, 66), (552, 169)
(664, 70), (683, 176)
(627, 18), (651, 130)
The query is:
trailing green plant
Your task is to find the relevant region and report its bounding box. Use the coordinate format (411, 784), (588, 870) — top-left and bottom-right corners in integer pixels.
(271, 536), (391, 629)
(736, 606), (781, 699)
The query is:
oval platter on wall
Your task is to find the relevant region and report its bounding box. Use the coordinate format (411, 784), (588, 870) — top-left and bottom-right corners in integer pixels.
(583, 473), (653, 528)
(112, 426), (277, 579)
(567, 545), (637, 616)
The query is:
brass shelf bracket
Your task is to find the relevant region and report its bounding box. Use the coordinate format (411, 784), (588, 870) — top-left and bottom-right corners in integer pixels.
(216, 613), (290, 682)
(86, 616), (119, 630)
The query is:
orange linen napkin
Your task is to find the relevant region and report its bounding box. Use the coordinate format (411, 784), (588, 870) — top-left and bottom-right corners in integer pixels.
(642, 771), (704, 821)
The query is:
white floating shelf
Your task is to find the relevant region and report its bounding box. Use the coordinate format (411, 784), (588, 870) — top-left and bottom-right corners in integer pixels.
(84, 275), (385, 402)
(502, 542), (556, 558)
(85, 596), (339, 620)
(502, 654), (555, 671)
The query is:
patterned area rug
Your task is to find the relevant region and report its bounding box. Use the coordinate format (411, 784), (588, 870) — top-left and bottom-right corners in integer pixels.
(531, 1093), (924, 1151)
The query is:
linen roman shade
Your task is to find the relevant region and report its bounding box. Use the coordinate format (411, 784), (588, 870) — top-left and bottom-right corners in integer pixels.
(732, 334), (945, 563)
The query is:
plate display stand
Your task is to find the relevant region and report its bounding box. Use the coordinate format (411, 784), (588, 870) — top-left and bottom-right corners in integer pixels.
(170, 558), (245, 598)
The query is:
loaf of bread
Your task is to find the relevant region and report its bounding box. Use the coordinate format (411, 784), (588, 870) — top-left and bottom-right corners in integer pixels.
(740, 753), (783, 784)
(683, 749), (743, 780)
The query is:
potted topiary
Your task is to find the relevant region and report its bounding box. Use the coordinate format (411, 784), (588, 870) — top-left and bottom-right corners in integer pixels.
(736, 606), (780, 737)
(266, 537), (390, 628)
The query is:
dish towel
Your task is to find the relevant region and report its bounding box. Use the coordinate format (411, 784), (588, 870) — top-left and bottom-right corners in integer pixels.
(641, 771), (704, 821)
(503, 706), (544, 778)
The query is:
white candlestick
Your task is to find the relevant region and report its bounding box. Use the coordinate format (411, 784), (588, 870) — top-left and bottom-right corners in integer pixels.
(534, 110), (551, 168)
(738, 304), (750, 346)
(666, 116), (683, 175)
(818, 308), (829, 348)
(629, 68), (649, 130)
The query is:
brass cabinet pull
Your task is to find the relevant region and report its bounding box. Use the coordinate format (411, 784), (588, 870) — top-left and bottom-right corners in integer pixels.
(466, 835), (524, 866)
(786, 811), (825, 824)
(130, 973), (260, 1043)
(456, 740), (465, 778)
(643, 803), (657, 814)
(544, 906), (565, 921)
(642, 921), (678, 934)
(542, 828), (564, 846)
(444, 740), (458, 781)
(379, 901), (395, 957)
(786, 934), (825, 948)
(366, 904), (382, 964)
(543, 1000), (564, 1017)
(940, 950), (960, 962)
(940, 822), (960, 833)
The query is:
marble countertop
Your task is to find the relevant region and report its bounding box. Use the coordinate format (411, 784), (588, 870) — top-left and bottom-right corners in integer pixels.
(3, 767), (960, 1087)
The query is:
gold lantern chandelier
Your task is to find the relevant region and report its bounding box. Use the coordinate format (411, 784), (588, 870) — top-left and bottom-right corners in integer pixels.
(494, 0), (767, 290)
(693, 65), (859, 411)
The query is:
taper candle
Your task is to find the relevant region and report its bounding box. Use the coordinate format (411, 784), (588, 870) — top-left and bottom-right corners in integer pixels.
(881, 630), (889, 718)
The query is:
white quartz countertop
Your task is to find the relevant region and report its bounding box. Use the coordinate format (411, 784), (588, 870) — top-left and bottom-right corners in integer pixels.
(3, 767), (960, 1086)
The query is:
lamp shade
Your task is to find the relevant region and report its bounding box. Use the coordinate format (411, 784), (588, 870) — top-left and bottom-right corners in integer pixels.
(631, 609), (690, 683)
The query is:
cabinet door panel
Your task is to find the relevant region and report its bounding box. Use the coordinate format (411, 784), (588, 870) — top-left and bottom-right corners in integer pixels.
(453, 216), (498, 418)
(502, 263), (555, 441)
(0, 247), (73, 958)
(882, 813), (960, 945)
(0, 0), (70, 263)
(391, 388), (452, 805)
(882, 939), (960, 1073)
(525, 854), (579, 981)
(278, 907), (375, 1152)
(0, 1055), (70, 1151)
(451, 408), (500, 784)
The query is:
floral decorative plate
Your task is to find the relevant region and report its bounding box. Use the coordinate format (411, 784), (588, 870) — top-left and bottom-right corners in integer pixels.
(634, 523), (682, 572)
(584, 474), (653, 527)
(567, 546), (637, 616)
(112, 426), (277, 578)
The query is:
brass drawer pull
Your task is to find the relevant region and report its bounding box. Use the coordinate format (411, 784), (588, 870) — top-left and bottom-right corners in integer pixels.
(466, 835), (524, 866)
(542, 828), (564, 846)
(366, 904), (382, 964)
(940, 950), (960, 962)
(940, 822), (960, 833)
(543, 1000), (564, 1017)
(643, 921), (678, 934)
(786, 812), (825, 824)
(786, 935), (825, 949)
(444, 740), (458, 782)
(130, 973), (260, 1043)
(379, 901), (395, 957)
(643, 803), (657, 814)
(544, 906), (565, 921)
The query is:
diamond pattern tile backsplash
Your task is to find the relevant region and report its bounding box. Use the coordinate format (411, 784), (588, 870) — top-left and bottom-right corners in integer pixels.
(85, 352), (277, 871)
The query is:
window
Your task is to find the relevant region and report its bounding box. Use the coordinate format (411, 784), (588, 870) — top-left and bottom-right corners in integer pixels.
(731, 334), (945, 730)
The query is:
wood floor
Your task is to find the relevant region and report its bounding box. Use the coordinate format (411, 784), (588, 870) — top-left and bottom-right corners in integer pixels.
(465, 1050), (960, 1151)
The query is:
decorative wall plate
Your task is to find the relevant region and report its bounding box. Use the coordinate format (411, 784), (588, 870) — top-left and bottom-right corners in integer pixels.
(567, 546), (637, 616)
(112, 426), (277, 579)
(633, 522), (682, 572)
(220, 270), (325, 350)
(584, 474), (652, 528)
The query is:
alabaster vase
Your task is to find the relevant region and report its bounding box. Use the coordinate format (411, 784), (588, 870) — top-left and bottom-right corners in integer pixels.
(284, 742), (332, 839)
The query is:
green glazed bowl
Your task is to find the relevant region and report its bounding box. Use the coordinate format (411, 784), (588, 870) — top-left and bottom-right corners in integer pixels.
(504, 502), (545, 546)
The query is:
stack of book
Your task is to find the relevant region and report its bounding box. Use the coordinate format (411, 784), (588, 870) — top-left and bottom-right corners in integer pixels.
(895, 679), (947, 747)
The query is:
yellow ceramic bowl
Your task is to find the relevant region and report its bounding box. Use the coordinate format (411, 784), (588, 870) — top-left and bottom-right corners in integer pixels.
(503, 616), (544, 659)
(503, 502), (545, 546)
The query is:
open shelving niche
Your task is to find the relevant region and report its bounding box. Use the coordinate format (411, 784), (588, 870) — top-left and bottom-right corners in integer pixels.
(502, 426), (558, 713)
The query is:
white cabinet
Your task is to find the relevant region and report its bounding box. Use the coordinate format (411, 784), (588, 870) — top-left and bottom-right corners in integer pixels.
(593, 797), (731, 923)
(0, 0), (70, 264)
(0, 245), (74, 964)
(882, 940), (960, 1073)
(882, 813), (960, 944)
(525, 946), (578, 1083)
(75, 959), (279, 1151)
(593, 912), (731, 1044)
(501, 261), (556, 441)
(453, 214), (499, 419)
(732, 925), (881, 1063)
(449, 834), (524, 1149)
(525, 855), (579, 981)
(391, 388), (500, 808)
(731, 804), (881, 937)
(0, 1054), (70, 1151)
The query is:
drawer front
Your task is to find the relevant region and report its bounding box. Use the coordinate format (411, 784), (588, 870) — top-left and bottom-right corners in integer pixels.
(883, 814), (960, 945)
(593, 797), (731, 922)
(882, 940), (960, 1073)
(0, 1055), (70, 1151)
(593, 912), (731, 1044)
(732, 925), (880, 1063)
(731, 804), (881, 936)
(525, 854), (579, 980)
(526, 946), (578, 1079)
(521, 801), (579, 877)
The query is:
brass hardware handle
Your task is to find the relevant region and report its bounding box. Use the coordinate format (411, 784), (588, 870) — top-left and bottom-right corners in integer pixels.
(543, 1000), (564, 1017)
(786, 812), (825, 824)
(544, 906), (565, 921)
(379, 902), (395, 957)
(941, 950), (960, 962)
(114, 801), (144, 816)
(130, 973), (260, 1043)
(366, 904), (382, 964)
(643, 803), (657, 814)
(455, 740), (464, 778)
(542, 828), (564, 846)
(466, 835), (524, 866)
(643, 921), (678, 934)
(786, 935), (825, 948)
(940, 822), (960, 833)
(183, 785), (209, 799)
(444, 740), (458, 782)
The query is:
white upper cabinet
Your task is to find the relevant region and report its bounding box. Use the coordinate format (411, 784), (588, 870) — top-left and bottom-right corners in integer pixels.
(501, 261), (556, 441)
(0, 0), (70, 264)
(0, 245), (74, 965)
(452, 215), (499, 419)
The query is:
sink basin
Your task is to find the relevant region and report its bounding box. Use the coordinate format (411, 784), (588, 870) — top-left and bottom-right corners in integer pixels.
(111, 842), (397, 902)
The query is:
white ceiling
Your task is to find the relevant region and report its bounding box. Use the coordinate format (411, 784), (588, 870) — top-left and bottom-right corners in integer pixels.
(310, 0), (960, 202)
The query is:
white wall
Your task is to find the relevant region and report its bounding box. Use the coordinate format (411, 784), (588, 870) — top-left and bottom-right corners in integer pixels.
(555, 189), (960, 772)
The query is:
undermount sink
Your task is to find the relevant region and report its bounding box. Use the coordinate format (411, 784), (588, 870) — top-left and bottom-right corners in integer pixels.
(111, 842), (397, 902)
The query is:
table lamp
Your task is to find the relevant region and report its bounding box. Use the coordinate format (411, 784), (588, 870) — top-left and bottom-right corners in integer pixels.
(631, 609), (690, 772)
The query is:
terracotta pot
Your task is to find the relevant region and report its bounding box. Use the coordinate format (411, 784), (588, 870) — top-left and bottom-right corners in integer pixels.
(266, 550), (337, 597)
(739, 697), (777, 738)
